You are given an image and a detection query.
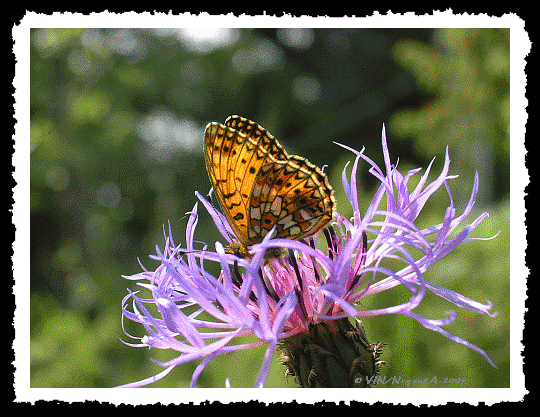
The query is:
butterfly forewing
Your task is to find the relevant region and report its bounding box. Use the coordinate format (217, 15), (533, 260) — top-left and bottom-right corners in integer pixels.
(205, 120), (285, 245)
(205, 123), (251, 243)
(204, 116), (335, 255)
(225, 116), (290, 162)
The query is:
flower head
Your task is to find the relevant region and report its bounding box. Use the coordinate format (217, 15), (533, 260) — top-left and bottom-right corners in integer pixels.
(119, 125), (497, 388)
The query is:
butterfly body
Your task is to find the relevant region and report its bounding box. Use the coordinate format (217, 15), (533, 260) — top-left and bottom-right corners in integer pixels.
(204, 116), (335, 258)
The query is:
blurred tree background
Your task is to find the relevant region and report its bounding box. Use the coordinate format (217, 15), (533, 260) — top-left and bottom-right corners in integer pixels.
(30, 28), (510, 388)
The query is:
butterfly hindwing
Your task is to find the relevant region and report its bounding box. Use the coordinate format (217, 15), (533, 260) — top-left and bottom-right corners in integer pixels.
(248, 156), (334, 243)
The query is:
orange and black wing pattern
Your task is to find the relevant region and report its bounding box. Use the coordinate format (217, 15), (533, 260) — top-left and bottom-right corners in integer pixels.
(204, 115), (335, 253)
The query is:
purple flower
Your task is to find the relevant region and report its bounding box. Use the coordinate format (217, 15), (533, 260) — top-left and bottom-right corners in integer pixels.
(118, 125), (497, 388)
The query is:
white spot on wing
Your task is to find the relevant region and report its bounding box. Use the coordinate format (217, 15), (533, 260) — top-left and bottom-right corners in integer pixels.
(250, 206), (261, 220)
(270, 196), (283, 216)
(290, 226), (301, 235)
(299, 209), (312, 220)
(252, 183), (262, 197)
(278, 213), (296, 229)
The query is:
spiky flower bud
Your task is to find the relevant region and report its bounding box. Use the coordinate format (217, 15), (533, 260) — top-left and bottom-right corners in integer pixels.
(280, 318), (385, 387)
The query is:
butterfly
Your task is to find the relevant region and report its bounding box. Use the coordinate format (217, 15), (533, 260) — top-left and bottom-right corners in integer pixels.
(204, 115), (335, 259)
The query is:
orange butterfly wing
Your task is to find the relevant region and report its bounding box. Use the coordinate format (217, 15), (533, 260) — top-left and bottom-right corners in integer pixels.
(204, 116), (335, 254)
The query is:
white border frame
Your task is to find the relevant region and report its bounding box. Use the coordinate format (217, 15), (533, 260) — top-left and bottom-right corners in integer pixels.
(15, 11), (528, 404)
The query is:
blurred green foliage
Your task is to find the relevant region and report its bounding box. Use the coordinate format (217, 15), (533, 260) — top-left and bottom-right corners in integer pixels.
(30, 28), (509, 388)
